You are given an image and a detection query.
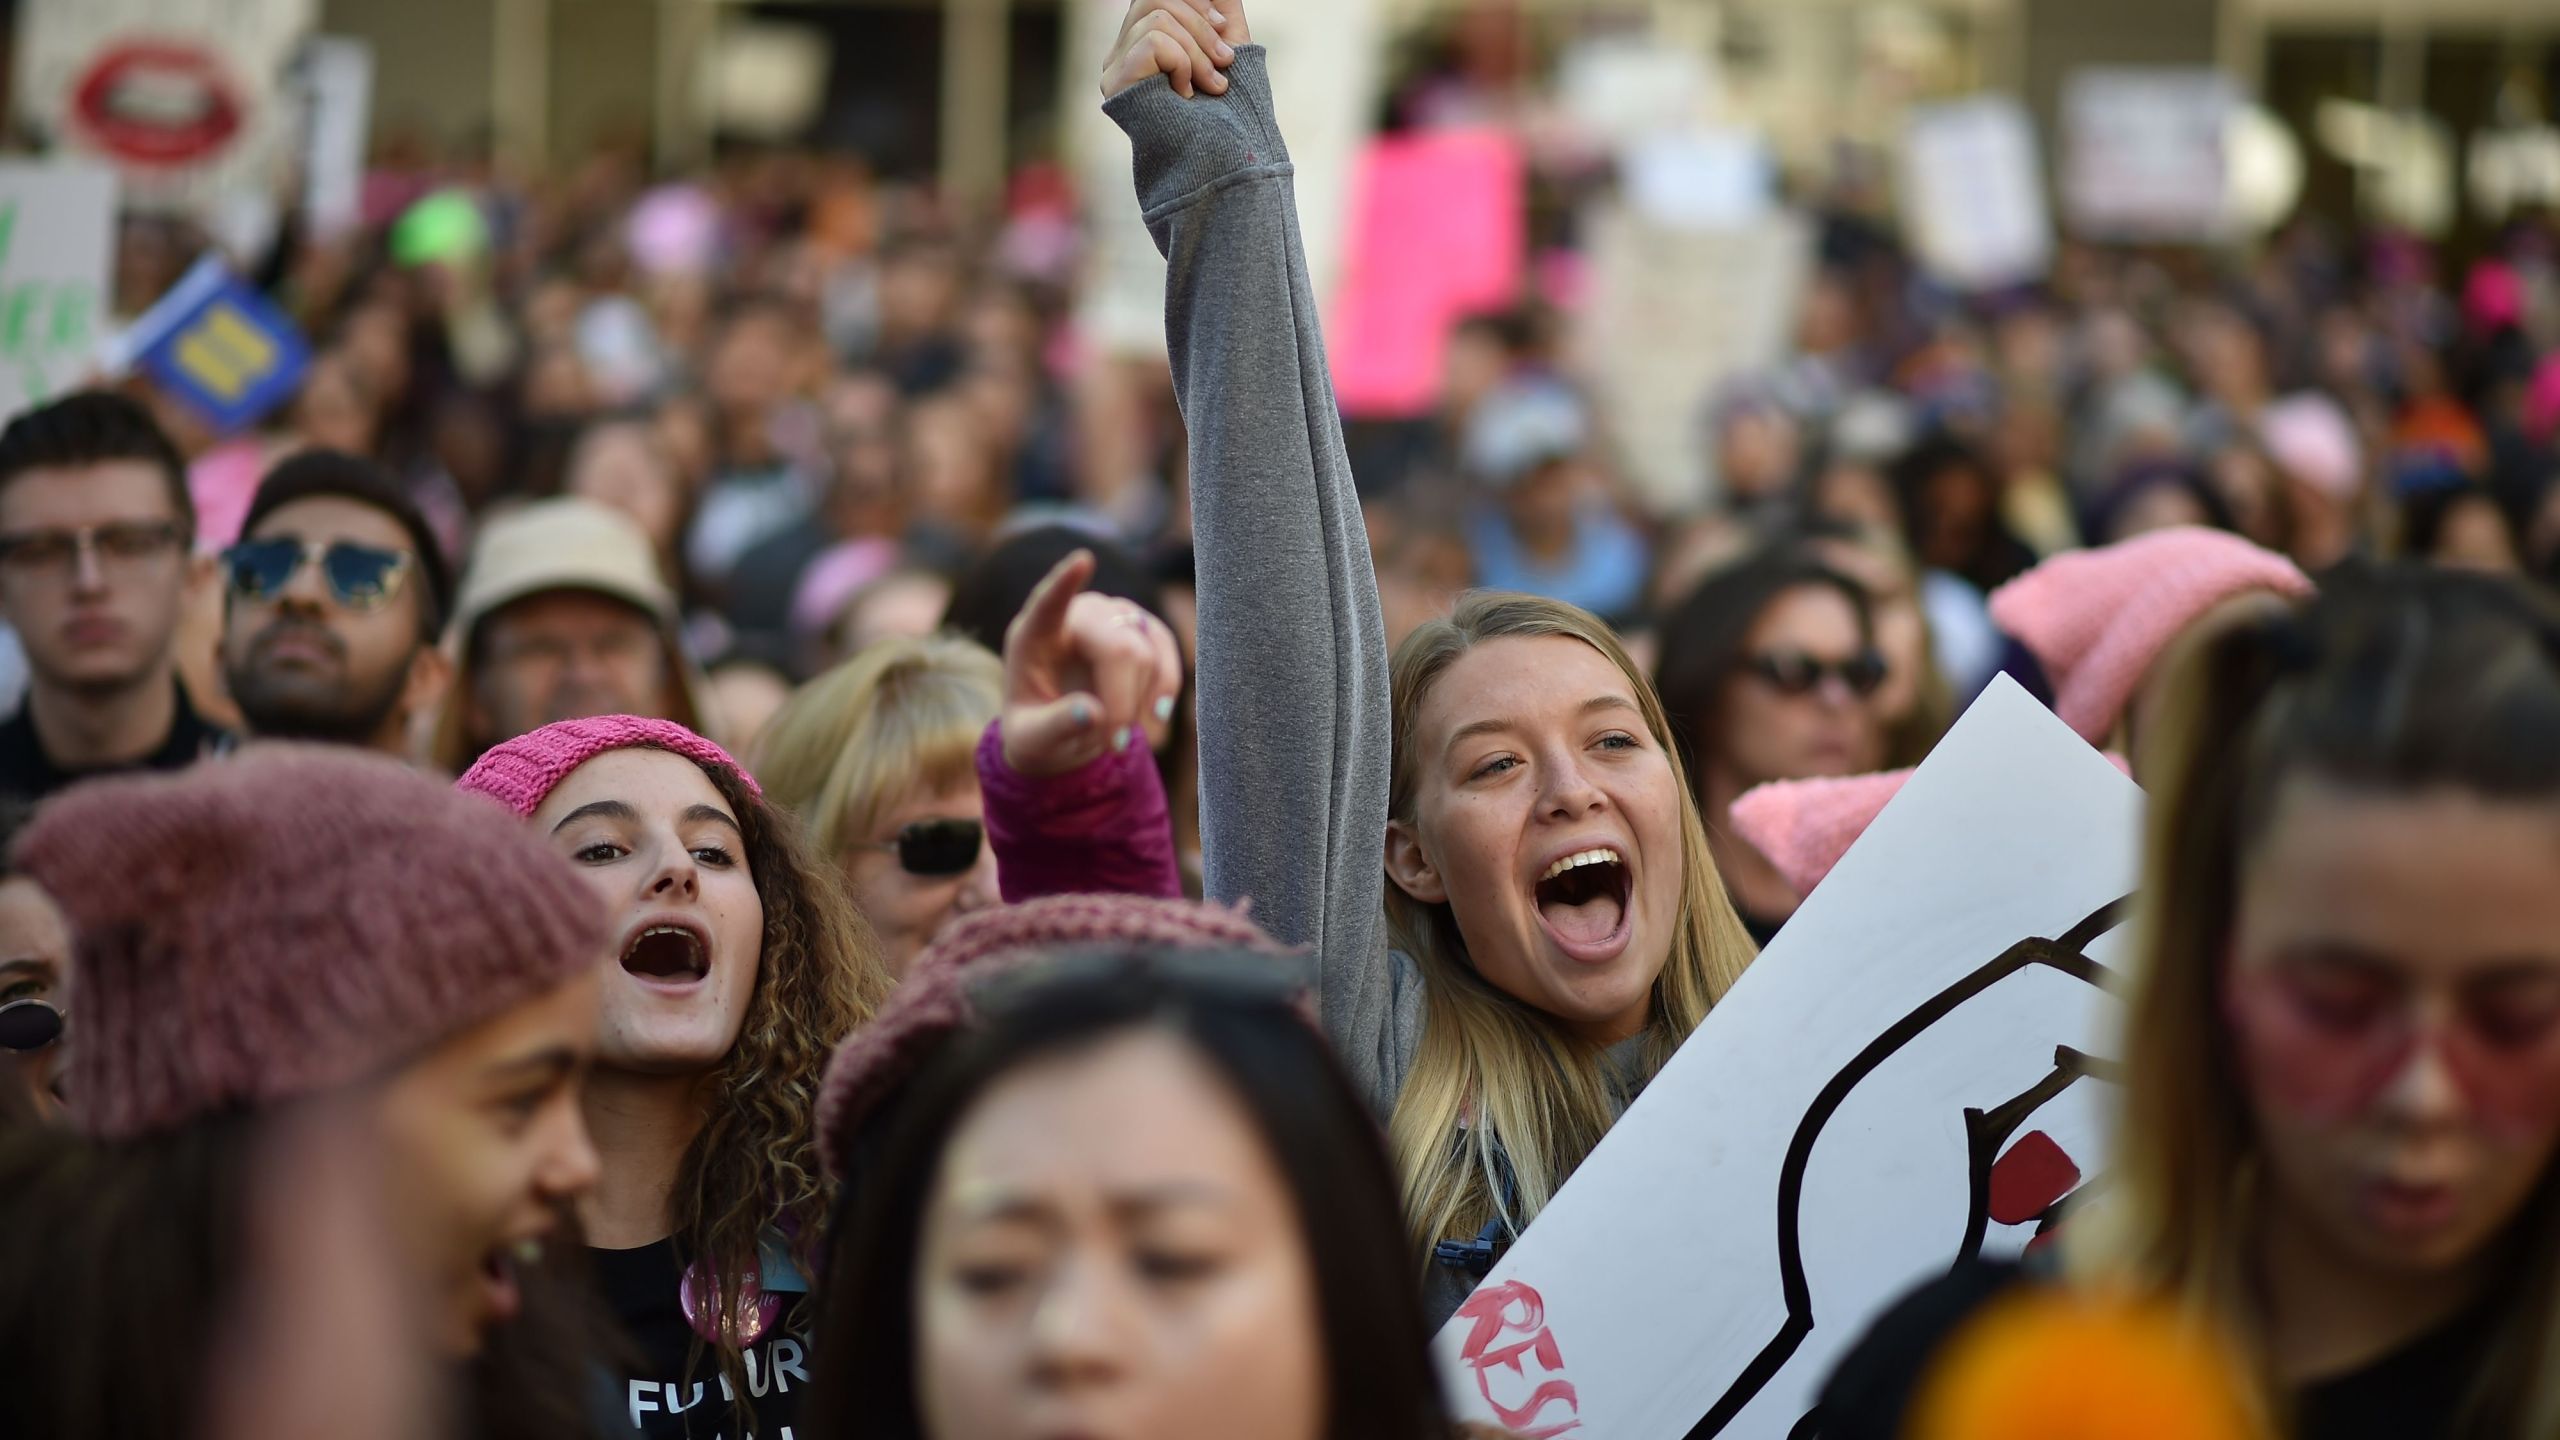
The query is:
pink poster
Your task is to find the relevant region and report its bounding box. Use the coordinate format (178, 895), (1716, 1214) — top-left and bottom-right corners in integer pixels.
(1325, 129), (1525, 419)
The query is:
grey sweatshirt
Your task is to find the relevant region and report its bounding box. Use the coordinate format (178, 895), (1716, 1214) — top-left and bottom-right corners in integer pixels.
(1104, 51), (1423, 1112)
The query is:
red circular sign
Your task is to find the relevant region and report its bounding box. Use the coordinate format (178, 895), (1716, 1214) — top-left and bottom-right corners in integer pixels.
(67, 40), (246, 169)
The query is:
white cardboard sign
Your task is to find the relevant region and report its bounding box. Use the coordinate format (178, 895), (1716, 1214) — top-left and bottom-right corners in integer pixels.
(0, 165), (117, 423)
(1898, 97), (2052, 291)
(2063, 68), (2237, 242)
(1433, 677), (2144, 1439)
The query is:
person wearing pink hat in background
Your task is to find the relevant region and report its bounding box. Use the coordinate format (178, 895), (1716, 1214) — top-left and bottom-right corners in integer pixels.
(458, 714), (889, 1440)
(2259, 392), (2366, 572)
(0, 746), (611, 1439)
(1729, 527), (2312, 908)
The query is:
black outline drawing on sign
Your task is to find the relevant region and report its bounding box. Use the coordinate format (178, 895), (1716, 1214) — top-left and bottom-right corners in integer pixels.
(1682, 896), (2134, 1440)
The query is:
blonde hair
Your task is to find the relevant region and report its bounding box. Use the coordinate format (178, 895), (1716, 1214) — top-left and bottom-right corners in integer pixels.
(1384, 592), (1758, 1261)
(2083, 567), (2560, 1437)
(750, 634), (1004, 858)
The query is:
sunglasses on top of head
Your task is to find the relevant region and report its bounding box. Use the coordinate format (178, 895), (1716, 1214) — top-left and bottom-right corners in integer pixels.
(1748, 649), (1889, 698)
(223, 536), (414, 612)
(861, 818), (985, 878)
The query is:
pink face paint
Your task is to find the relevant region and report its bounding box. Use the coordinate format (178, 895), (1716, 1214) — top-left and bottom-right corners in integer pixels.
(2436, 984), (2560, 1139)
(2222, 964), (2416, 1124)
(2223, 964), (2560, 1139)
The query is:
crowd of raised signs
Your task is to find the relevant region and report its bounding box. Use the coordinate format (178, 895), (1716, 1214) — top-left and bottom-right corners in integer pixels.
(3, 3), (2560, 1438)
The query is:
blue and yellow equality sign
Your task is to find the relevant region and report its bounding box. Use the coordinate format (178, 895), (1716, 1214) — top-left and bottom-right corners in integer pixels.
(123, 257), (309, 433)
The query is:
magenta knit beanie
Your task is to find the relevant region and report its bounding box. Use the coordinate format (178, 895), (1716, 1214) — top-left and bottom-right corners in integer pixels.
(1988, 527), (2314, 745)
(817, 894), (1295, 1180)
(455, 714), (762, 818)
(18, 745), (609, 1141)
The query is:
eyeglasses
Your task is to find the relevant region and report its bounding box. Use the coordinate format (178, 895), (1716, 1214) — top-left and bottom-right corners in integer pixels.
(224, 536), (413, 612)
(0, 997), (62, 1052)
(0, 521), (186, 578)
(1748, 649), (1889, 698)
(861, 818), (984, 877)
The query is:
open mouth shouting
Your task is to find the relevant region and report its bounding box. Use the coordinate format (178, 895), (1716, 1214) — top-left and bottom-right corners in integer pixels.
(617, 915), (712, 989)
(1534, 844), (1635, 964)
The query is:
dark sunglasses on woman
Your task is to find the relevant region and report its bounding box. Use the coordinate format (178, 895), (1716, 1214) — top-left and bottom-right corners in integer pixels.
(1749, 649), (1890, 698)
(863, 818), (985, 877)
(223, 536), (413, 611)
(0, 997), (62, 1052)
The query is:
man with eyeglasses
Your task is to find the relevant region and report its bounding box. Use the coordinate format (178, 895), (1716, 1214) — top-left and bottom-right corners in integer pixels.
(218, 451), (455, 758)
(0, 391), (229, 802)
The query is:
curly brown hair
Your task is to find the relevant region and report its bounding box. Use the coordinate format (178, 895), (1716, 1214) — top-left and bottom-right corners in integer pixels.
(654, 749), (892, 1397)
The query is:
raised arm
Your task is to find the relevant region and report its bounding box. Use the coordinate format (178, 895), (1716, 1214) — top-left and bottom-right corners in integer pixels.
(1102, 4), (1404, 1097)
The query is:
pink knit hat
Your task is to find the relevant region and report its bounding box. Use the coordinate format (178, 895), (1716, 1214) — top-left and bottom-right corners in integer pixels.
(1728, 768), (1916, 900)
(456, 714), (761, 819)
(19, 746), (608, 1141)
(1731, 750), (2135, 899)
(817, 894), (1295, 1180)
(1988, 528), (2313, 745)
(2258, 393), (2362, 501)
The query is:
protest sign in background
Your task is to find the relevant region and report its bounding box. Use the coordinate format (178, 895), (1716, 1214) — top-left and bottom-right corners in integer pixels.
(1433, 678), (2143, 1440)
(14, 0), (314, 214)
(1898, 96), (2052, 292)
(1577, 205), (1810, 513)
(0, 166), (117, 424)
(2063, 68), (2239, 243)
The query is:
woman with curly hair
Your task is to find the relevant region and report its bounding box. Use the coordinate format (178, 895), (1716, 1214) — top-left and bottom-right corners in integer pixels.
(459, 715), (891, 1440)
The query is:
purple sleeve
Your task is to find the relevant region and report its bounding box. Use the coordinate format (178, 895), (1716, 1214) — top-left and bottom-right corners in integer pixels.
(976, 720), (1183, 902)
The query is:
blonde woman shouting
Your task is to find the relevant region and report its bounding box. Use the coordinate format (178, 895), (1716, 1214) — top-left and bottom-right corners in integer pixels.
(1101, 0), (1758, 1325)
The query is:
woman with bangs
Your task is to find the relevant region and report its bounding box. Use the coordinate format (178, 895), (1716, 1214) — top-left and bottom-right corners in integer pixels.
(754, 635), (1008, 975)
(754, 571), (1188, 979)
(1095, 0), (1758, 1326)
(457, 716), (890, 1440)
(1822, 567), (2560, 1439)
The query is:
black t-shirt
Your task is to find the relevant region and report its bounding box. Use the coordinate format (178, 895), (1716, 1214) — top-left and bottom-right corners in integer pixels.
(591, 1240), (814, 1440)
(1816, 1259), (2501, 1440)
(0, 683), (230, 803)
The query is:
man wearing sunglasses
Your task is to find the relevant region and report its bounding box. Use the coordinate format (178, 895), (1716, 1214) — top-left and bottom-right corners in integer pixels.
(218, 451), (455, 758)
(0, 392), (229, 802)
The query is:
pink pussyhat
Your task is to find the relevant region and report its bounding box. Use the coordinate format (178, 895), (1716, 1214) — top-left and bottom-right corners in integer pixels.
(2258, 393), (2362, 501)
(456, 714), (763, 818)
(1989, 528), (2313, 746)
(1732, 751), (2135, 900)
(1728, 768), (1917, 900)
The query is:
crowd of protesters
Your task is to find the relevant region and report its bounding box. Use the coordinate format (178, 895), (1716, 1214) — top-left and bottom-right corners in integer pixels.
(1, 0), (2557, 1437)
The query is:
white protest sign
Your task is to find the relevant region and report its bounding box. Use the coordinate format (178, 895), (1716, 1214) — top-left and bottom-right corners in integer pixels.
(1434, 677), (2143, 1440)
(14, 0), (315, 214)
(296, 36), (373, 241)
(0, 166), (117, 422)
(1898, 96), (2051, 291)
(2063, 68), (2238, 242)
(1576, 204), (1810, 512)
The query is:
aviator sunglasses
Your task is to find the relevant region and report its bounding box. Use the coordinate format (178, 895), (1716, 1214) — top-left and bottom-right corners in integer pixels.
(223, 536), (414, 611)
(861, 818), (985, 877)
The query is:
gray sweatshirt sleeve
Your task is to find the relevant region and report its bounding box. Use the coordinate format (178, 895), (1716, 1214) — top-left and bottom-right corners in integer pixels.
(1104, 49), (1416, 1108)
